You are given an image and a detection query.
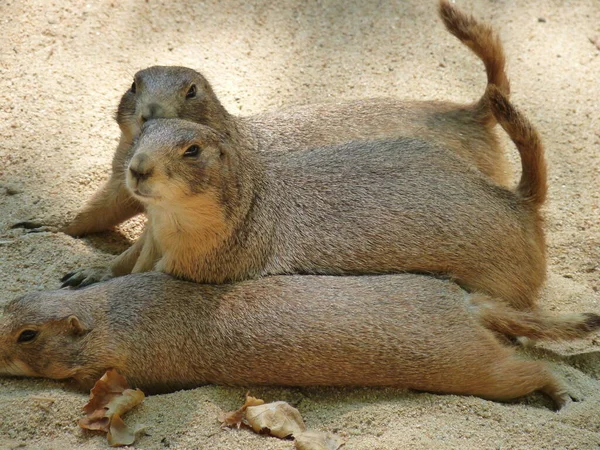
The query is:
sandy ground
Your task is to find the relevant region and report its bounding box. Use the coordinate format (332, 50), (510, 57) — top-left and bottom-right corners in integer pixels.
(1, 0), (599, 448)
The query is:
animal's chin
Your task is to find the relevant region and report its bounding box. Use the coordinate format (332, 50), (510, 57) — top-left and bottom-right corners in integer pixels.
(132, 190), (161, 203)
(125, 179), (160, 203)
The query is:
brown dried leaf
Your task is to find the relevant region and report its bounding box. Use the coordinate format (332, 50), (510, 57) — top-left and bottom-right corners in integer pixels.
(295, 431), (344, 450)
(78, 369), (145, 447)
(108, 415), (146, 447)
(589, 36), (600, 50)
(245, 401), (306, 439)
(106, 389), (146, 446)
(79, 369), (129, 431)
(219, 392), (265, 428)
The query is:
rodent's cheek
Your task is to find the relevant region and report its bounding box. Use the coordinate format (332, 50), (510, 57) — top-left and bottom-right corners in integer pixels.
(117, 116), (141, 140)
(43, 361), (79, 380)
(129, 122), (142, 139)
(0, 357), (37, 377)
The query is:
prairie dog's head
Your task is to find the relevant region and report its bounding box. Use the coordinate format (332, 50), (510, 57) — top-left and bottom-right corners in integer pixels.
(125, 119), (234, 207)
(116, 66), (230, 141)
(0, 292), (94, 383)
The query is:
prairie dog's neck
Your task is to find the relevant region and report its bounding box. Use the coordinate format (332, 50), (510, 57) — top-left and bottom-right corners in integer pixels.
(147, 193), (232, 275)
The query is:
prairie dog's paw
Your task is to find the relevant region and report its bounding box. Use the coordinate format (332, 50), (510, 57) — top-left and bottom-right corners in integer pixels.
(11, 220), (59, 233)
(60, 266), (114, 288)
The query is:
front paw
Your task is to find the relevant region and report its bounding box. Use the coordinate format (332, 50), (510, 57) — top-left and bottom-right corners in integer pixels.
(11, 220), (59, 233)
(60, 266), (114, 288)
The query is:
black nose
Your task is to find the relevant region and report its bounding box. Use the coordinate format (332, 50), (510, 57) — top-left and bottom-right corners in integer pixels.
(129, 166), (152, 182)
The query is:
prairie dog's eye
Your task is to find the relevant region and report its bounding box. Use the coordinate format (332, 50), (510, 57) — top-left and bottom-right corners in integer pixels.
(186, 84), (197, 99)
(130, 81), (137, 94)
(17, 329), (38, 343)
(183, 145), (201, 157)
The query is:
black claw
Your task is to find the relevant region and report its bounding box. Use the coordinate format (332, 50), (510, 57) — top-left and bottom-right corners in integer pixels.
(11, 221), (43, 230)
(79, 277), (95, 288)
(61, 272), (75, 282)
(61, 275), (84, 288)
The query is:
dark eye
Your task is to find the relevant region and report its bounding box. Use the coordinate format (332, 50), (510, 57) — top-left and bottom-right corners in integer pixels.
(183, 145), (200, 157)
(17, 329), (38, 343)
(131, 81), (137, 94)
(186, 84), (197, 99)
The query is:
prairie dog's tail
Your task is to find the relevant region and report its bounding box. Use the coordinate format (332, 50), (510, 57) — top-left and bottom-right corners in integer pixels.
(439, 0), (510, 122)
(487, 85), (547, 207)
(472, 294), (600, 341)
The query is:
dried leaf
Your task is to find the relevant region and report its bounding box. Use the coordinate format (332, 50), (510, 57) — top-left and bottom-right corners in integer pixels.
(295, 431), (344, 450)
(78, 369), (145, 447)
(245, 401), (306, 439)
(108, 416), (146, 447)
(589, 36), (600, 51)
(219, 393), (265, 428)
(79, 369), (129, 432)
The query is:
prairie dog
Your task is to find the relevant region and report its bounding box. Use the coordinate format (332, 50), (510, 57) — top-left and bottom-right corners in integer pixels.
(63, 0), (512, 237)
(63, 87), (547, 310)
(3, 273), (600, 408)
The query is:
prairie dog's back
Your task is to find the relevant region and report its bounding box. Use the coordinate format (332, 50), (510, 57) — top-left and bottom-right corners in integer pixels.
(59, 274), (505, 389)
(251, 139), (542, 303)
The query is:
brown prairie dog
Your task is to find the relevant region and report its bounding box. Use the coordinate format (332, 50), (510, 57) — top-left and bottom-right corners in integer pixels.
(62, 86), (547, 311)
(63, 0), (512, 237)
(3, 273), (600, 408)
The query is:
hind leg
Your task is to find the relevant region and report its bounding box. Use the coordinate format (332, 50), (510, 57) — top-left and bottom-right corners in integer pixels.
(469, 355), (570, 410)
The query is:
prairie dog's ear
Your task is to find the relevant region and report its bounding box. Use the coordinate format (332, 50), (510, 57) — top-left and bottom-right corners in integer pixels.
(65, 315), (89, 336)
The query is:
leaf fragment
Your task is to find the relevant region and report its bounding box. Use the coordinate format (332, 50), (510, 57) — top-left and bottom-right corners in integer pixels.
(78, 369), (145, 447)
(245, 401), (306, 439)
(219, 393), (265, 428)
(295, 431), (344, 450)
(220, 393), (341, 448)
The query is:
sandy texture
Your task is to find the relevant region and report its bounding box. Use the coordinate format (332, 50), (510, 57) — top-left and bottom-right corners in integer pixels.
(1, 0), (599, 448)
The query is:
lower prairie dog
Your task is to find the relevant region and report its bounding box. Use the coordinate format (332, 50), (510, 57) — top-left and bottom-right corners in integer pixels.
(63, 0), (512, 237)
(63, 87), (547, 311)
(3, 273), (600, 408)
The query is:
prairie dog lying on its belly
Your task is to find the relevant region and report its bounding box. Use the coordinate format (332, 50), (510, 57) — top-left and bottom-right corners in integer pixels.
(4, 273), (599, 408)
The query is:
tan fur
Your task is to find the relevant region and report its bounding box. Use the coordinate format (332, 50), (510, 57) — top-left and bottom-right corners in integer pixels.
(4, 273), (600, 408)
(63, 0), (512, 237)
(148, 193), (233, 278)
(439, 0), (510, 121)
(63, 87), (547, 310)
(472, 293), (600, 341)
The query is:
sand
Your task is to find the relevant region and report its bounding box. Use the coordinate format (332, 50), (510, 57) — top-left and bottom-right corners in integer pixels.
(1, 0), (599, 448)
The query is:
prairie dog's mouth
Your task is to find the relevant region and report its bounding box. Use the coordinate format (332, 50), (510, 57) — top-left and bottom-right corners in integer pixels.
(132, 189), (160, 201)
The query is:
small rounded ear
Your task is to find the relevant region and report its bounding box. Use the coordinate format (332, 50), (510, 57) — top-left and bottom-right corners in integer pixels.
(67, 315), (88, 336)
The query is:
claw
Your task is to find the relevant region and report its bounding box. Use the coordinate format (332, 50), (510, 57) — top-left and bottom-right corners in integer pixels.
(60, 272), (86, 288)
(79, 277), (96, 288)
(61, 277), (79, 288)
(11, 220), (43, 230)
(61, 272), (75, 282)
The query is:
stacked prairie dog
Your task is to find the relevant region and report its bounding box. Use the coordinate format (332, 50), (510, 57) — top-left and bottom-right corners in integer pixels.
(64, 86), (544, 311)
(61, 0), (543, 310)
(2, 0), (598, 410)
